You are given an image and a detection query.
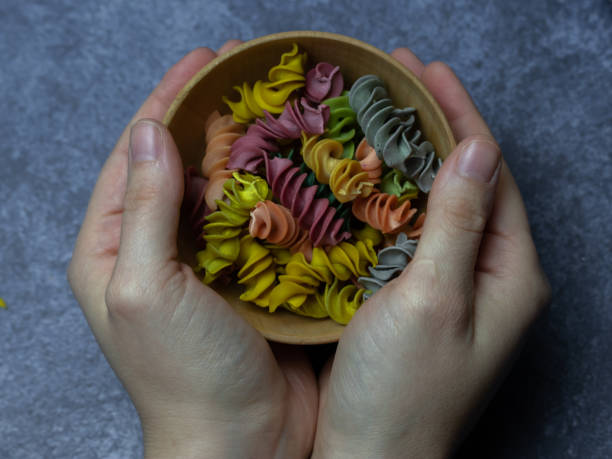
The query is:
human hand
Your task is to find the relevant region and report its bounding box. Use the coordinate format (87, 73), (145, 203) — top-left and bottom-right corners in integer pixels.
(312, 49), (551, 458)
(68, 41), (317, 459)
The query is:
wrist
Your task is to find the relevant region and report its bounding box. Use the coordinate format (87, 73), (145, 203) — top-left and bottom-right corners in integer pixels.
(312, 424), (451, 459)
(143, 420), (277, 459)
(140, 405), (296, 459)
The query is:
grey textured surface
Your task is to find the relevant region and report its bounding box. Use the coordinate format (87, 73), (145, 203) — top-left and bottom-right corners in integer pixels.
(1, 0), (611, 457)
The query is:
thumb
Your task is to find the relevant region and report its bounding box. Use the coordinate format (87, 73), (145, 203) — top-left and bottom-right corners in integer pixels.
(414, 134), (501, 293)
(115, 119), (184, 277)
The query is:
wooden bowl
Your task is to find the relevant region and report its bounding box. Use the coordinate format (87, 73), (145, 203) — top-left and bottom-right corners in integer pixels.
(163, 31), (455, 345)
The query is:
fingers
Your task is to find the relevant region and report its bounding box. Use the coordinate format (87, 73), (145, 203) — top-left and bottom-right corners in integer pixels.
(217, 39), (243, 55)
(391, 51), (489, 142)
(131, 47), (218, 127)
(472, 163), (551, 338)
(474, 165), (536, 275)
(390, 48), (425, 78)
(420, 61), (492, 142)
(413, 135), (501, 295)
(70, 42), (248, 326)
(387, 48), (548, 358)
(398, 56), (549, 335)
(69, 48), (217, 305)
(91, 47), (217, 220)
(112, 119), (184, 280)
(416, 60), (540, 281)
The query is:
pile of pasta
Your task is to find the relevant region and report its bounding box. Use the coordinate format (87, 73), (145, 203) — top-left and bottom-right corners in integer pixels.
(182, 44), (442, 325)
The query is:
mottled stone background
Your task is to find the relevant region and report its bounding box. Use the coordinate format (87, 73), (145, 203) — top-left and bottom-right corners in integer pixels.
(1, 0), (611, 457)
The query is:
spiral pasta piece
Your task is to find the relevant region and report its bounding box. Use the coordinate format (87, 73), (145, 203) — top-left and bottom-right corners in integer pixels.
(195, 173), (271, 283)
(323, 92), (359, 158)
(226, 126), (279, 173)
(352, 223), (384, 248)
(323, 278), (366, 325)
(304, 62), (343, 104)
(266, 244), (293, 266)
(235, 235), (280, 307)
(182, 166), (211, 242)
(283, 146), (352, 223)
(354, 138), (382, 184)
(253, 97), (330, 140)
(349, 74), (442, 193)
(227, 98), (329, 173)
(268, 241), (377, 312)
(300, 133), (344, 183)
(301, 133), (375, 203)
(380, 169), (418, 201)
(329, 158), (375, 203)
(201, 111), (245, 210)
(281, 146), (353, 233)
(327, 240), (378, 279)
(284, 280), (366, 324)
(352, 191), (422, 234)
(358, 233), (418, 299)
(269, 251), (329, 311)
(265, 156), (351, 247)
(223, 43), (307, 123)
(249, 200), (309, 249)
(284, 294), (329, 319)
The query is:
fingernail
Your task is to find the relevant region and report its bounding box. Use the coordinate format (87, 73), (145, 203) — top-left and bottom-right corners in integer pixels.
(129, 120), (163, 163)
(457, 140), (501, 183)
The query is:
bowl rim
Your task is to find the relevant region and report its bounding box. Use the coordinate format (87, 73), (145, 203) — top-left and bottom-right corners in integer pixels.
(163, 31), (455, 152)
(162, 31), (456, 344)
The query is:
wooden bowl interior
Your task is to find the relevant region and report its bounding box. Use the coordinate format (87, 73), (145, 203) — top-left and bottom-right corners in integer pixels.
(165, 31), (455, 344)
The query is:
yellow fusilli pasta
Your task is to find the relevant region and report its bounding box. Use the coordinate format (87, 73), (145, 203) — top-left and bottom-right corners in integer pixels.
(223, 43), (307, 123)
(300, 133), (344, 183)
(195, 173), (271, 283)
(301, 133), (375, 202)
(284, 293), (328, 319)
(328, 158), (375, 203)
(352, 223), (384, 247)
(236, 235), (285, 307)
(268, 240), (377, 312)
(281, 270), (368, 323)
(323, 278), (366, 325)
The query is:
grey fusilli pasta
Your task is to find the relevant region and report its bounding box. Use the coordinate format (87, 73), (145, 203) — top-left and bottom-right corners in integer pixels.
(349, 75), (442, 193)
(358, 232), (418, 299)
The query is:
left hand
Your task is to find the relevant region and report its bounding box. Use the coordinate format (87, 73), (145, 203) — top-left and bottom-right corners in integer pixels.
(68, 42), (317, 459)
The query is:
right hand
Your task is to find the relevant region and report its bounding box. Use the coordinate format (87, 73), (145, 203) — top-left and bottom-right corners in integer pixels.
(312, 48), (551, 458)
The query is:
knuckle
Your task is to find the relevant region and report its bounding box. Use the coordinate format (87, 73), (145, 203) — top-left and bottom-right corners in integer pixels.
(391, 47), (411, 58)
(105, 273), (148, 319)
(427, 60), (451, 74)
(408, 289), (470, 335)
(104, 263), (187, 320)
(191, 47), (217, 63)
(424, 61), (456, 84)
(390, 259), (471, 335)
(462, 133), (498, 147)
(122, 179), (159, 214)
(442, 194), (488, 236)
